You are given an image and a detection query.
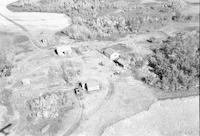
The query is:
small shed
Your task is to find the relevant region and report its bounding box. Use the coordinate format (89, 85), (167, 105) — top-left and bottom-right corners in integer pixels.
(74, 83), (84, 97)
(103, 48), (120, 61)
(55, 46), (72, 56)
(84, 80), (100, 92)
(21, 78), (31, 86)
(39, 38), (48, 47)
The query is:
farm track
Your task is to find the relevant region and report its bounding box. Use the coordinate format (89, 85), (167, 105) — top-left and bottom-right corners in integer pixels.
(0, 13), (44, 50)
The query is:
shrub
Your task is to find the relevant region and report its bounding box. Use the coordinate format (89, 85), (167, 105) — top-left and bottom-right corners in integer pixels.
(62, 23), (95, 41)
(28, 91), (71, 119)
(143, 31), (199, 92)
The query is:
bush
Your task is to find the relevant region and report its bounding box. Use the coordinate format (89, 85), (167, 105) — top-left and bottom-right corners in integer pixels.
(63, 23), (95, 41)
(143, 31), (199, 92)
(28, 91), (71, 119)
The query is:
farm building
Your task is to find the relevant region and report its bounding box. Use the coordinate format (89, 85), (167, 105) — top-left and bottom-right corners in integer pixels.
(84, 79), (100, 92)
(103, 48), (120, 61)
(55, 46), (72, 56)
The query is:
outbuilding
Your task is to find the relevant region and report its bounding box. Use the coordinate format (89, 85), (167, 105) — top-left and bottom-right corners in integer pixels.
(74, 82), (84, 97)
(55, 46), (72, 56)
(21, 78), (31, 86)
(84, 79), (100, 92)
(103, 48), (120, 61)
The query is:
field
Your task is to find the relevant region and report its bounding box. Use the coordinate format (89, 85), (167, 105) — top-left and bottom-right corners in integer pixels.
(0, 0), (199, 136)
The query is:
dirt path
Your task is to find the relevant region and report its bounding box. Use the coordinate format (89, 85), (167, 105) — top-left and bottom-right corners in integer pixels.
(69, 77), (156, 136)
(61, 80), (115, 136)
(0, 12), (45, 49)
(62, 97), (84, 136)
(0, 0), (71, 50)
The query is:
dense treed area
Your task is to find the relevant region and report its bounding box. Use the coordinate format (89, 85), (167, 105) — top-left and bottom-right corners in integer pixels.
(143, 31), (199, 92)
(8, 0), (195, 41)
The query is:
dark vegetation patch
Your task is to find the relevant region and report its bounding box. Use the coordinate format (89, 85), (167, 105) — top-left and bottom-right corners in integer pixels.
(0, 57), (13, 78)
(142, 31), (199, 92)
(25, 91), (73, 136)
(8, 0), (190, 41)
(171, 11), (199, 22)
(27, 91), (72, 120)
(0, 36), (15, 78)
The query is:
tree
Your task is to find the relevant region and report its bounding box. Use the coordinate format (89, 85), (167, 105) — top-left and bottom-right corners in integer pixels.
(143, 31), (199, 92)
